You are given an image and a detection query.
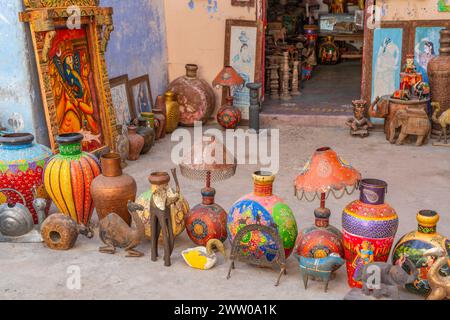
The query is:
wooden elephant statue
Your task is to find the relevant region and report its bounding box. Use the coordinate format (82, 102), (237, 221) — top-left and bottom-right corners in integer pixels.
(389, 108), (431, 146)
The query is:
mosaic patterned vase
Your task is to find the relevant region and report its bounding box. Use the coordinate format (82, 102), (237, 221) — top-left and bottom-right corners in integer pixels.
(217, 96), (242, 130)
(392, 210), (450, 297)
(185, 187), (228, 246)
(228, 171), (298, 260)
(44, 133), (101, 226)
(342, 179), (399, 288)
(0, 133), (52, 224)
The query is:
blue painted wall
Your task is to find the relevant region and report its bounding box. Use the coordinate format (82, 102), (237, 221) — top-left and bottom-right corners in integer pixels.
(103, 0), (168, 99)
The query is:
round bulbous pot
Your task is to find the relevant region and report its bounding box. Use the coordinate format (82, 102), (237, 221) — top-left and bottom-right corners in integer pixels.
(136, 118), (155, 155)
(91, 153), (137, 226)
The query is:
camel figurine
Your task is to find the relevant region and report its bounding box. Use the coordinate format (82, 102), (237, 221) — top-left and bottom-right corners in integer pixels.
(432, 102), (450, 145)
(424, 247), (450, 300)
(99, 201), (145, 257)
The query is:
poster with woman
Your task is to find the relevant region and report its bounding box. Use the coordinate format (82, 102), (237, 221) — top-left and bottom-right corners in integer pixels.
(371, 28), (403, 100)
(414, 27), (443, 83)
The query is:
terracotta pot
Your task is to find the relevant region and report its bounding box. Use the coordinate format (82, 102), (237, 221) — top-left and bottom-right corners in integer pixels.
(44, 133), (101, 226)
(167, 64), (216, 126)
(428, 28), (450, 134)
(392, 210), (450, 297)
(41, 214), (79, 250)
(115, 124), (129, 169)
(127, 126), (144, 161)
(91, 153), (137, 226)
(165, 91), (180, 133)
(0, 133), (52, 224)
(136, 118), (155, 154)
(228, 171), (298, 259)
(342, 179), (399, 288)
(217, 96), (242, 130)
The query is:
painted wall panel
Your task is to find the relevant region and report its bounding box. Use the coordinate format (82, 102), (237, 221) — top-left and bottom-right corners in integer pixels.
(379, 0), (450, 21)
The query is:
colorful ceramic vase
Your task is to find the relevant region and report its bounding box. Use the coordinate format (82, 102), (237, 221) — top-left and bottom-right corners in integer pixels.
(136, 187), (189, 241)
(91, 153), (137, 226)
(228, 171), (298, 259)
(392, 210), (450, 296)
(164, 91), (181, 134)
(342, 179), (399, 288)
(319, 36), (340, 65)
(44, 133), (101, 226)
(186, 187), (228, 246)
(304, 25), (319, 46)
(295, 209), (344, 260)
(127, 126), (144, 161)
(0, 133), (52, 224)
(136, 117), (155, 155)
(167, 64), (215, 126)
(217, 96), (242, 130)
(115, 124), (129, 169)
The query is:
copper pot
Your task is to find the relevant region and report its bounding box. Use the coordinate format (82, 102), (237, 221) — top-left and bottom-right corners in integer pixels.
(91, 153), (137, 225)
(127, 125), (144, 161)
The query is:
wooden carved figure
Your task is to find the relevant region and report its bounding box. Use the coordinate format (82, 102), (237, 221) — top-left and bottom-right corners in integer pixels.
(99, 202), (145, 257)
(273, 27), (287, 46)
(149, 169), (180, 267)
(332, 0), (347, 13)
(432, 102), (450, 145)
(389, 107), (431, 146)
(346, 100), (373, 138)
(424, 248), (450, 300)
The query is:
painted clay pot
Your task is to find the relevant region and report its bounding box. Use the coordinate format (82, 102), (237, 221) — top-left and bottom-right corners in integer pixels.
(185, 187), (228, 246)
(0, 133), (52, 224)
(153, 95), (167, 140)
(41, 214), (79, 250)
(167, 64), (215, 126)
(141, 112), (155, 129)
(228, 171), (298, 259)
(304, 25), (319, 47)
(319, 36), (340, 65)
(91, 153), (137, 226)
(136, 118), (155, 155)
(136, 187), (188, 241)
(392, 210), (450, 296)
(164, 91), (180, 134)
(342, 179), (399, 288)
(295, 208), (344, 260)
(217, 96), (242, 130)
(44, 133), (101, 226)
(127, 126), (144, 161)
(115, 124), (129, 169)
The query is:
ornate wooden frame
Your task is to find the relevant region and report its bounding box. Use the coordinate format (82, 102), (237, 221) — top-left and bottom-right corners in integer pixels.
(231, 0), (255, 7)
(19, 0), (117, 155)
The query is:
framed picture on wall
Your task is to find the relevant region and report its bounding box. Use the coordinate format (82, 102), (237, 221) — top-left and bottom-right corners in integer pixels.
(224, 19), (262, 119)
(128, 75), (154, 118)
(110, 75), (134, 134)
(19, 1), (117, 155)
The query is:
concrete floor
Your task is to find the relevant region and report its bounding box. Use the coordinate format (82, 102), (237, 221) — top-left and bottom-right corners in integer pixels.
(1, 125), (449, 300)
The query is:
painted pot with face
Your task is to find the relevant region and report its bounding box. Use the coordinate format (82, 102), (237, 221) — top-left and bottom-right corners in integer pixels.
(342, 179), (399, 288)
(392, 210), (450, 297)
(0, 133), (52, 224)
(228, 171), (298, 260)
(44, 133), (101, 226)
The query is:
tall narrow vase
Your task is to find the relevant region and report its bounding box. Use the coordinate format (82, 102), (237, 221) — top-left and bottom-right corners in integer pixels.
(342, 179), (399, 288)
(91, 153), (137, 226)
(0, 133), (52, 224)
(44, 134), (101, 226)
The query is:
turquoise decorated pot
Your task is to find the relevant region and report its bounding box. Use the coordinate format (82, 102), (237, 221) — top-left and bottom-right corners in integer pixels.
(227, 171), (298, 260)
(0, 133), (52, 224)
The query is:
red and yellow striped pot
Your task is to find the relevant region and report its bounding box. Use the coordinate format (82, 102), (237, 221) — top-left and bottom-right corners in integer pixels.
(44, 134), (101, 226)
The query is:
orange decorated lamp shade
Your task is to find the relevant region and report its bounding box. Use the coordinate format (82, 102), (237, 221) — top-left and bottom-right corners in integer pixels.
(294, 147), (361, 281)
(212, 66), (245, 89)
(180, 134), (237, 246)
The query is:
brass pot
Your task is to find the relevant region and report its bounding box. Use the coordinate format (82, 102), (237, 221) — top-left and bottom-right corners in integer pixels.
(127, 126), (144, 161)
(91, 153), (137, 225)
(165, 91), (180, 134)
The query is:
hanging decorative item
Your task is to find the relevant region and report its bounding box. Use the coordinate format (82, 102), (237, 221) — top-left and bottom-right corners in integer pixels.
(227, 222), (288, 287)
(213, 66), (245, 130)
(91, 153), (137, 226)
(180, 135), (236, 246)
(167, 64), (215, 126)
(99, 202), (146, 257)
(342, 179), (399, 288)
(182, 239), (226, 270)
(0, 188), (46, 243)
(0, 133), (52, 223)
(44, 133), (101, 227)
(392, 210), (450, 297)
(19, 1), (118, 155)
(319, 36), (340, 65)
(228, 171), (298, 259)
